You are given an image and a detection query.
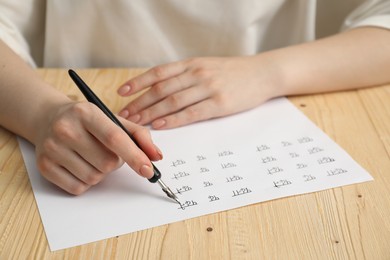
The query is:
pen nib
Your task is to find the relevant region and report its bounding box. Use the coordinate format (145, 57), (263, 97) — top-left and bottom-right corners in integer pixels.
(157, 179), (181, 205)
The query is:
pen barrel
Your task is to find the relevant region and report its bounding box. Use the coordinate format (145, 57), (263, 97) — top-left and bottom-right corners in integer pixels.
(148, 164), (161, 183)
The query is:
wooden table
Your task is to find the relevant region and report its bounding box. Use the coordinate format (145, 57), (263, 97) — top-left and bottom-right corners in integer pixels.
(1, 69), (389, 259)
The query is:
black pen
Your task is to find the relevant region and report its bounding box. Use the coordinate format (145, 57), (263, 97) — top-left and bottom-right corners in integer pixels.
(68, 69), (180, 204)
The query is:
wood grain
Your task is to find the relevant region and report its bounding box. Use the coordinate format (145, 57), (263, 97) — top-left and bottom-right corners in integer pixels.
(1, 69), (389, 259)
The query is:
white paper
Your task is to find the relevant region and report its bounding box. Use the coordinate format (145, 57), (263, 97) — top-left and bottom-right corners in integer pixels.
(18, 98), (373, 251)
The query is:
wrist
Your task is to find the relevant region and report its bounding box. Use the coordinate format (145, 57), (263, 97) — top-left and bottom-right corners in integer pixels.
(253, 44), (317, 100)
(250, 52), (287, 101)
(28, 84), (73, 145)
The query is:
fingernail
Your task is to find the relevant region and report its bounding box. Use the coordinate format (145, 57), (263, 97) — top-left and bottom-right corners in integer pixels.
(118, 109), (129, 118)
(152, 119), (166, 129)
(140, 164), (153, 178)
(118, 85), (131, 95)
(155, 145), (163, 160)
(128, 114), (141, 123)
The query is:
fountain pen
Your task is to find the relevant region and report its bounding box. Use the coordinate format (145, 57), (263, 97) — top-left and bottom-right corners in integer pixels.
(68, 69), (180, 204)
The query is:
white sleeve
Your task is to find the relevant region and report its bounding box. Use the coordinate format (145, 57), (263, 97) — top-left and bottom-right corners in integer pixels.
(0, 15), (36, 67)
(342, 0), (390, 31)
(0, 1), (45, 67)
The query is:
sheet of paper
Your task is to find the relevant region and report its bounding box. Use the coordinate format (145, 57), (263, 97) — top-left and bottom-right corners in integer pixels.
(18, 98), (373, 251)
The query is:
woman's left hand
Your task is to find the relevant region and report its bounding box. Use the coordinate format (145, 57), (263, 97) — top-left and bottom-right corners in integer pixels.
(117, 56), (282, 129)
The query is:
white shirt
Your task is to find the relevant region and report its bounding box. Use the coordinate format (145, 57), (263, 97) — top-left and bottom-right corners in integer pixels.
(1, 0), (390, 68)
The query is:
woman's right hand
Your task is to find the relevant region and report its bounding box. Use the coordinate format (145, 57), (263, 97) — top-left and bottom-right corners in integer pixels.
(34, 101), (163, 195)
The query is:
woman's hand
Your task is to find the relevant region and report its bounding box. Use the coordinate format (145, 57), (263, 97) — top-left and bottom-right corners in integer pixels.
(34, 101), (163, 195)
(117, 56), (282, 129)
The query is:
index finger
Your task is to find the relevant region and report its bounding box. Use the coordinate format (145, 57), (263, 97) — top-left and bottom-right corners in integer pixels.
(118, 60), (188, 96)
(82, 104), (155, 178)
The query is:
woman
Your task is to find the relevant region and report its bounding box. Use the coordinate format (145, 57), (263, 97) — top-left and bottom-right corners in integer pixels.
(1, 0), (389, 194)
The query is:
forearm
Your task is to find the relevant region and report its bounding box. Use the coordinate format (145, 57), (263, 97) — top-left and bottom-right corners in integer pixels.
(0, 40), (70, 143)
(260, 26), (390, 97)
